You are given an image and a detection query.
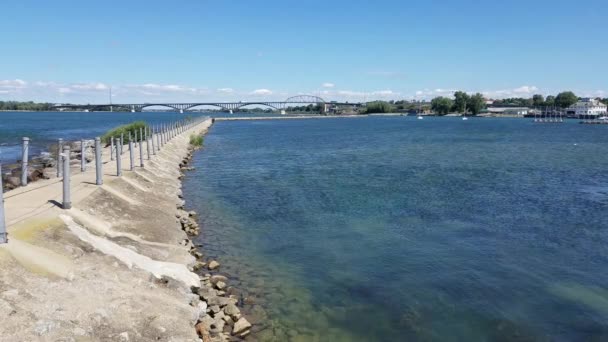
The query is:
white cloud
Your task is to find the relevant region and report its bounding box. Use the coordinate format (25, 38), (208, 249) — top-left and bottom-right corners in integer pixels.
(322, 83), (335, 88)
(250, 89), (272, 96)
(58, 87), (72, 94)
(413, 86), (543, 100)
(512, 85), (539, 94)
(71, 82), (109, 91)
(0, 79), (27, 89)
(371, 90), (398, 96)
(217, 88), (234, 93)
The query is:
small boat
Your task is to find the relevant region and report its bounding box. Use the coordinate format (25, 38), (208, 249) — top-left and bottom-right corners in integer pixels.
(462, 116), (468, 121)
(417, 116), (423, 120)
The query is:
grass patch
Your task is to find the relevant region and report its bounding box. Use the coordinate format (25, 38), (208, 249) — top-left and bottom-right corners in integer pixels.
(101, 121), (148, 146)
(189, 134), (204, 147)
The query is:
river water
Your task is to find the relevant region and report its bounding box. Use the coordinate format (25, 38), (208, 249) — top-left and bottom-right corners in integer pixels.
(0, 111), (282, 165)
(182, 116), (608, 341)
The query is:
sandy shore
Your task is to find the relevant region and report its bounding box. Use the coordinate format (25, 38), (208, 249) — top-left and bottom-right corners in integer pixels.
(0, 118), (250, 341)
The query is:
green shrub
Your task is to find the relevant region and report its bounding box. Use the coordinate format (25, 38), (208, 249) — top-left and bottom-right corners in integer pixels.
(365, 101), (392, 114)
(101, 121), (149, 146)
(189, 134), (204, 147)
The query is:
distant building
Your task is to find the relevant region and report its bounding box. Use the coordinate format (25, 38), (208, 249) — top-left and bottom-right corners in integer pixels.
(568, 98), (607, 117)
(486, 107), (529, 116)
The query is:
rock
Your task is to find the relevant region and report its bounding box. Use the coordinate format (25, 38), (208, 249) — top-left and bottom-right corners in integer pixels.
(200, 315), (225, 335)
(193, 261), (206, 271)
(189, 210), (197, 217)
(239, 329), (251, 338)
(215, 281), (226, 290)
(210, 305), (221, 314)
(210, 275), (228, 285)
(223, 304), (241, 320)
(195, 301), (208, 321)
(195, 321), (211, 341)
(6, 176), (20, 188)
(118, 331), (130, 341)
(232, 317), (252, 335)
(223, 315), (234, 326)
(208, 260), (220, 270)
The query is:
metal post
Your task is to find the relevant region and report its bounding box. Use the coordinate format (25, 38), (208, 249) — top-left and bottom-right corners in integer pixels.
(160, 124), (164, 146)
(21, 137), (29, 186)
(139, 127), (144, 167)
(110, 136), (115, 161)
(146, 126), (151, 160)
(95, 137), (103, 185)
(116, 138), (122, 177)
(62, 145), (71, 209)
(129, 138), (134, 171)
(57, 138), (64, 177)
(160, 125), (164, 147)
(157, 125), (161, 149)
(0, 164), (7, 244)
(151, 126), (156, 155)
(80, 139), (86, 172)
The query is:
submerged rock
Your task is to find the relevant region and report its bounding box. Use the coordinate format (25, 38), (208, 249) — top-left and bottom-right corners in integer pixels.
(208, 260), (220, 270)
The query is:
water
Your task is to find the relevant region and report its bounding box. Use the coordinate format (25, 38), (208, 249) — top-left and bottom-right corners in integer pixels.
(182, 116), (608, 341)
(0, 111), (287, 164)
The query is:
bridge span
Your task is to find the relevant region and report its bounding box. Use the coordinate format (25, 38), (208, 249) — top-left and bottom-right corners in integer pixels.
(53, 95), (364, 113)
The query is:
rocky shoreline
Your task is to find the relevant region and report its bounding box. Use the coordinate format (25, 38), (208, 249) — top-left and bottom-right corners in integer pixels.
(177, 147), (253, 341)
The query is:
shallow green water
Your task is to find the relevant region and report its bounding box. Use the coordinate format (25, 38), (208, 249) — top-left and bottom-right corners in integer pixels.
(183, 116), (608, 341)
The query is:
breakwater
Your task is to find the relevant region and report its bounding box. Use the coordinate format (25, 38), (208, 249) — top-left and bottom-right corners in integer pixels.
(0, 117), (252, 341)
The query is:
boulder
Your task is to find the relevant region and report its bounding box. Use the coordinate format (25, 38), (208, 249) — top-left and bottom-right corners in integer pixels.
(232, 317), (252, 335)
(215, 281), (226, 290)
(208, 260), (220, 270)
(223, 304), (240, 320)
(210, 275), (228, 285)
(6, 176), (20, 188)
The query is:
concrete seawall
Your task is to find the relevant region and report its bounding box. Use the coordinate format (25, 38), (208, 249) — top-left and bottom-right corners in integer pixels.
(0, 118), (213, 340)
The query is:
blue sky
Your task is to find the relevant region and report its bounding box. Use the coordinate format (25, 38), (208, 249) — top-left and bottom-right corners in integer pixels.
(1, 0), (607, 103)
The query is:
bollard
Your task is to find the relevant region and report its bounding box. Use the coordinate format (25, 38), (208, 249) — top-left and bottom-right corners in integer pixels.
(158, 125), (162, 149)
(57, 138), (64, 177)
(160, 124), (164, 146)
(146, 126), (151, 160)
(0, 163), (7, 243)
(62, 145), (71, 209)
(81, 139), (86, 172)
(95, 137), (103, 185)
(21, 137), (29, 186)
(139, 127), (144, 167)
(116, 138), (122, 176)
(110, 136), (115, 161)
(151, 126), (156, 155)
(129, 139), (134, 171)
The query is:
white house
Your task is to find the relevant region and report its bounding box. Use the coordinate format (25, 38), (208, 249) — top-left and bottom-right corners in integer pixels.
(568, 98), (607, 117)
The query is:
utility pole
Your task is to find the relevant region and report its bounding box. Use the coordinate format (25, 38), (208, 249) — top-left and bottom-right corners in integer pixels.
(109, 86), (113, 112)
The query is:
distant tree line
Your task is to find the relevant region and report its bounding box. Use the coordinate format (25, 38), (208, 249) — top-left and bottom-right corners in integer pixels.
(430, 91), (486, 115)
(0, 101), (54, 111)
(429, 90), (589, 116)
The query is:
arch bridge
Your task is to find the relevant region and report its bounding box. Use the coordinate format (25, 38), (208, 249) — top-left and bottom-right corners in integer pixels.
(52, 95), (352, 113)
